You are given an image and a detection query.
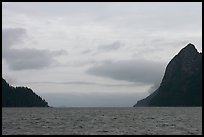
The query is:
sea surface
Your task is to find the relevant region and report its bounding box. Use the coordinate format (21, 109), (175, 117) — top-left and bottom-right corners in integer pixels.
(2, 107), (202, 135)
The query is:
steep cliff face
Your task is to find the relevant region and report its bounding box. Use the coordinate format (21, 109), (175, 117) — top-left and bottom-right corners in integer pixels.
(2, 78), (49, 107)
(134, 43), (202, 106)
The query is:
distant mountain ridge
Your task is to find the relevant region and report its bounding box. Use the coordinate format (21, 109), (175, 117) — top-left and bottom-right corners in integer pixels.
(2, 78), (49, 107)
(134, 43), (202, 106)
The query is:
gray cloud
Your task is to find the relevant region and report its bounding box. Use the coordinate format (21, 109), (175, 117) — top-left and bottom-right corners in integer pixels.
(3, 48), (63, 70)
(27, 80), (143, 87)
(2, 28), (67, 70)
(2, 28), (26, 49)
(86, 59), (166, 85)
(97, 41), (124, 51)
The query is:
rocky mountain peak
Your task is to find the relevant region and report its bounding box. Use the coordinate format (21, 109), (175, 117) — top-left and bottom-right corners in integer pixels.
(134, 43), (202, 106)
(178, 43), (198, 58)
(182, 43), (196, 51)
(163, 43), (201, 82)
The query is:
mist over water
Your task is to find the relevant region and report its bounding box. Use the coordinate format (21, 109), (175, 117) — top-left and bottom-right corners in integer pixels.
(2, 107), (202, 135)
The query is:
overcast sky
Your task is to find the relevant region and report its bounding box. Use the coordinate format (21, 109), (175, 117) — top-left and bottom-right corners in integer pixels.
(2, 2), (202, 107)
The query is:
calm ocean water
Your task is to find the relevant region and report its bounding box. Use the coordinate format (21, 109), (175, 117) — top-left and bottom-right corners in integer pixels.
(2, 107), (202, 135)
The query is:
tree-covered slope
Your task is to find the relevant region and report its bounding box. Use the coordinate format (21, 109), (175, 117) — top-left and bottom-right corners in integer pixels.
(2, 78), (49, 107)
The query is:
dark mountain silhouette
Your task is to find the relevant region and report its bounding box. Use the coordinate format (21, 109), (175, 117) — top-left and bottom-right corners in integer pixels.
(2, 78), (49, 107)
(134, 43), (202, 106)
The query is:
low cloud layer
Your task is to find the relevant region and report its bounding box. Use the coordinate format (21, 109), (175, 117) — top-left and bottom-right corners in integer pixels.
(147, 82), (161, 94)
(28, 80), (142, 87)
(87, 59), (166, 85)
(2, 28), (67, 70)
